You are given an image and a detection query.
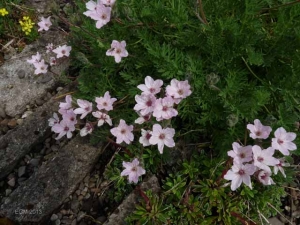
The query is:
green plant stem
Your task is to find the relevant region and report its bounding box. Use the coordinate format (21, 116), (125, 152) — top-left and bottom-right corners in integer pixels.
(262, 0), (300, 11)
(241, 57), (264, 84)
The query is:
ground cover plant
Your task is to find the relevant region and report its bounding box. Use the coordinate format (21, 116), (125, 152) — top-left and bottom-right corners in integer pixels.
(24, 0), (300, 224)
(0, 0), (38, 52)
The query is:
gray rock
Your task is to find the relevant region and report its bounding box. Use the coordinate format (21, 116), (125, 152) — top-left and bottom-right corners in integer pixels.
(56, 87), (63, 92)
(7, 178), (15, 187)
(17, 70), (26, 79)
(35, 98), (44, 106)
(51, 214), (58, 221)
(18, 166), (26, 177)
(104, 176), (160, 225)
(29, 158), (40, 167)
(0, 136), (104, 223)
(77, 211), (85, 222)
(71, 219), (77, 225)
(57, 213), (62, 219)
(0, 84), (74, 179)
(5, 189), (12, 196)
(70, 199), (79, 211)
(16, 119), (23, 125)
(55, 219), (61, 225)
(0, 107), (6, 118)
(0, 29), (69, 117)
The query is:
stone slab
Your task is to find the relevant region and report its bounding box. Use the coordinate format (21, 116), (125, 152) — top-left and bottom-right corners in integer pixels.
(0, 29), (69, 117)
(0, 136), (103, 223)
(104, 175), (160, 225)
(0, 83), (74, 179)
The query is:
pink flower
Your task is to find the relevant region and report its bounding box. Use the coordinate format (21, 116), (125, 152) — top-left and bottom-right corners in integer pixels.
(166, 79), (192, 104)
(27, 52), (41, 65)
(46, 43), (54, 53)
(134, 112), (151, 124)
(121, 158), (146, 184)
(95, 91), (117, 111)
(252, 145), (279, 173)
(52, 120), (76, 140)
(137, 76), (163, 95)
(100, 0), (116, 6)
(272, 127), (297, 155)
(224, 163), (256, 191)
(274, 158), (290, 178)
(92, 111), (112, 126)
(59, 95), (73, 114)
(139, 129), (152, 147)
(153, 96), (178, 121)
(37, 16), (52, 32)
(227, 142), (252, 164)
(246, 119), (272, 139)
(106, 40), (128, 63)
(33, 59), (48, 74)
(84, 2), (111, 29)
(133, 94), (156, 116)
(149, 124), (175, 154)
(74, 99), (93, 119)
(258, 170), (275, 185)
(50, 57), (57, 66)
(80, 123), (93, 137)
(48, 113), (60, 127)
(52, 45), (72, 58)
(61, 109), (77, 125)
(110, 119), (134, 144)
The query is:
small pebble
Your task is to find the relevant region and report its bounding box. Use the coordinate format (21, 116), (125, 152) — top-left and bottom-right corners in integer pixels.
(56, 87), (63, 92)
(7, 119), (17, 128)
(78, 195), (84, 201)
(51, 214), (59, 221)
(0, 119), (9, 126)
(29, 158), (40, 167)
(55, 219), (61, 225)
(71, 219), (77, 225)
(22, 111), (33, 119)
(7, 178), (15, 187)
(77, 211), (85, 222)
(76, 190), (81, 196)
(84, 193), (91, 200)
(57, 213), (63, 219)
(5, 189), (12, 196)
(0, 107), (6, 118)
(18, 166), (26, 177)
(35, 99), (44, 106)
(17, 70), (26, 79)
(16, 119), (23, 125)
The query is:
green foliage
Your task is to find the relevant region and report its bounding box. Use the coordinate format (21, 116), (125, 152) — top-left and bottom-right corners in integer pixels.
(66, 0), (300, 224)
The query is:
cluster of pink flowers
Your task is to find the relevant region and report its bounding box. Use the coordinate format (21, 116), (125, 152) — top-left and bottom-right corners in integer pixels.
(48, 91), (117, 140)
(27, 44), (71, 75)
(48, 76), (192, 183)
(134, 76), (192, 153)
(224, 119), (296, 191)
(83, 0), (115, 29)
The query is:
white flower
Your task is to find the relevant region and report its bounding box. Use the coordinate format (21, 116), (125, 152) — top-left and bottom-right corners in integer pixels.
(149, 124), (175, 154)
(92, 111), (112, 126)
(139, 129), (152, 147)
(272, 127), (297, 155)
(53, 45), (72, 58)
(106, 40), (128, 63)
(258, 170), (275, 185)
(224, 162), (256, 191)
(252, 145), (279, 173)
